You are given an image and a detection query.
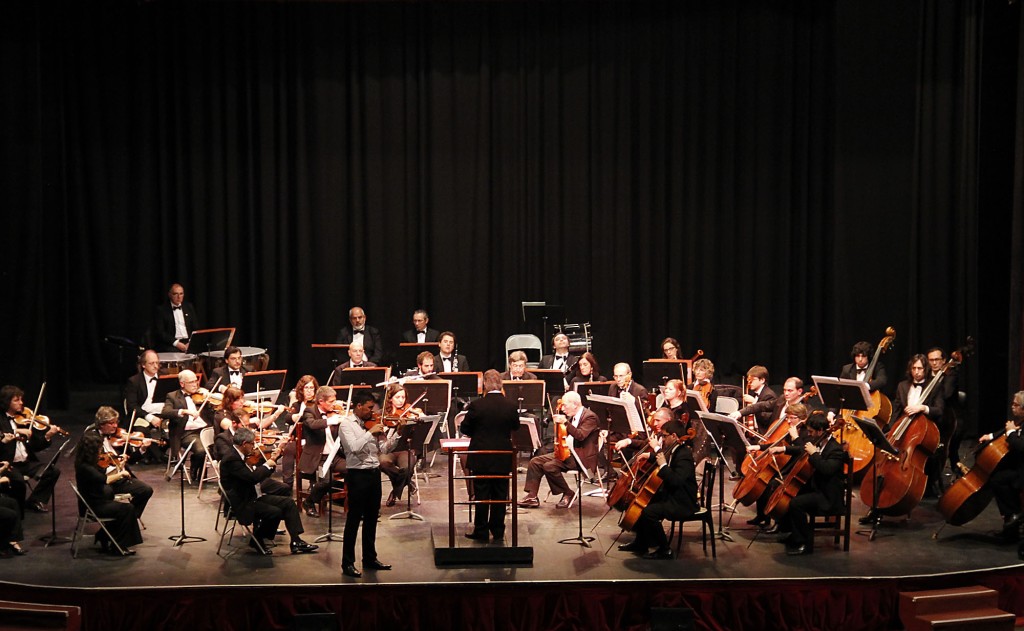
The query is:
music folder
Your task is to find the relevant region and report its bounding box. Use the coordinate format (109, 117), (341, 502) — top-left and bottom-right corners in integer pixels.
(586, 393), (645, 437)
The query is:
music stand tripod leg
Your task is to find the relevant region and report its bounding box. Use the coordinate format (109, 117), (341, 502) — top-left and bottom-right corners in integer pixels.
(558, 471), (594, 547)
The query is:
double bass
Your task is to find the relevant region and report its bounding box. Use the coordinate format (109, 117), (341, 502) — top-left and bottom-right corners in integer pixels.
(838, 327), (896, 477)
(937, 417), (1020, 527)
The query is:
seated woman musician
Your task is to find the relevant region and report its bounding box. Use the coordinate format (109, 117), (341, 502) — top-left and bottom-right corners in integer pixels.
(280, 375), (320, 488)
(216, 385), (286, 434)
(690, 358), (718, 413)
(658, 379), (690, 424)
(569, 352), (606, 385)
(74, 432), (143, 555)
(379, 384), (422, 507)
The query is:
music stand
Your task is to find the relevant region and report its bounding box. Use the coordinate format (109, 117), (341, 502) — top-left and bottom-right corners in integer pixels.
(587, 394), (645, 438)
(573, 381), (616, 408)
(522, 302), (565, 346)
(154, 375), (182, 405)
(168, 439), (206, 546)
(852, 415), (899, 541)
(697, 412), (752, 542)
(336, 367), (390, 388)
(330, 385), (372, 404)
(39, 440), (71, 546)
(390, 420), (427, 521)
(186, 328), (234, 355)
(533, 369), (567, 406)
(437, 371), (482, 402)
(512, 417), (542, 454)
(642, 359), (689, 390)
(241, 370), (288, 399)
(403, 381), (453, 467)
(397, 343), (440, 372)
(310, 344), (347, 385)
(502, 380), (546, 414)
(559, 445), (596, 548)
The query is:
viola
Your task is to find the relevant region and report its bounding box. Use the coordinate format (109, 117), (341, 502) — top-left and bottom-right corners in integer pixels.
(551, 398), (571, 462)
(694, 381), (713, 408)
(97, 450), (127, 472)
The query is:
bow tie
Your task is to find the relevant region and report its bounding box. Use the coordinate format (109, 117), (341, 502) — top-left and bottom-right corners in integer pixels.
(556, 356), (567, 362)
(150, 377), (158, 383)
(171, 305), (182, 311)
(913, 382), (925, 387)
(353, 329), (364, 334)
(230, 370), (240, 376)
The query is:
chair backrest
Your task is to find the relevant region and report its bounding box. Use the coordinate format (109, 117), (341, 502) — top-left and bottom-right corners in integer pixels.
(698, 461), (716, 510)
(504, 334), (544, 368)
(453, 411), (468, 436)
(70, 483), (91, 519)
(199, 427), (216, 452)
(715, 396), (740, 414)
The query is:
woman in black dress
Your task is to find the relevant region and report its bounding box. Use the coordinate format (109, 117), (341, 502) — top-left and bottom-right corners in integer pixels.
(74, 432), (143, 554)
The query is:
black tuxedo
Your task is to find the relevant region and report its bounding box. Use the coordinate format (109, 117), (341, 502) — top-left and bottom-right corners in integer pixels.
(889, 379), (945, 425)
(213, 432), (290, 497)
(631, 443), (699, 550)
(740, 386), (778, 430)
(75, 461), (143, 549)
(840, 362), (887, 393)
(298, 407), (346, 508)
(539, 354), (576, 372)
(460, 392), (521, 535)
(336, 326), (384, 364)
(151, 301), (199, 352)
(124, 373), (168, 463)
(206, 365), (247, 392)
(1, 419), (59, 509)
(434, 354), (469, 373)
(158, 390), (211, 477)
(403, 328), (440, 343)
(778, 436), (845, 549)
(220, 446), (304, 540)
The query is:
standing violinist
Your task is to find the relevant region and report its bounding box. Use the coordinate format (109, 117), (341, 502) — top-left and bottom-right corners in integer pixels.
(158, 370), (211, 482)
(298, 387), (349, 518)
(774, 411), (845, 556)
(74, 432), (142, 555)
(517, 391), (599, 509)
(213, 393), (291, 498)
(977, 391), (1024, 539)
(379, 384), (421, 507)
(1, 385), (63, 513)
(85, 407), (154, 521)
(616, 420), (699, 560)
(124, 350), (167, 464)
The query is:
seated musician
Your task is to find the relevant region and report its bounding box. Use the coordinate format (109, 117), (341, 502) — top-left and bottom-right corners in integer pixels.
(123, 349), (168, 464)
(718, 366), (776, 478)
(74, 432), (143, 555)
(617, 420), (699, 560)
(213, 392), (291, 498)
(658, 379), (690, 424)
(613, 407), (676, 457)
(219, 427), (318, 555)
(215, 385), (285, 434)
(609, 363), (648, 413)
(660, 337), (681, 360)
(151, 283), (198, 353)
(206, 346), (247, 393)
(500, 351), (537, 381)
(85, 407), (154, 522)
(773, 412), (845, 556)
(158, 370), (212, 482)
(690, 358), (718, 413)
(741, 402), (809, 532)
(517, 391), (599, 509)
(977, 391), (1024, 539)
(1, 385), (63, 513)
(434, 331), (470, 373)
(334, 340), (377, 379)
(0, 465), (26, 556)
(298, 386), (349, 517)
(379, 384), (421, 507)
(539, 333), (574, 373)
(281, 375), (320, 489)
(569, 352), (606, 384)
(406, 351), (440, 379)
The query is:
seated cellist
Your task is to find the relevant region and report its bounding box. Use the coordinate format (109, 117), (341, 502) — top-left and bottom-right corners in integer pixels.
(616, 419), (698, 560)
(742, 402), (809, 534)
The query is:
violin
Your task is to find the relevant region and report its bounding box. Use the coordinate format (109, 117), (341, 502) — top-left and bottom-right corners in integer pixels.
(243, 400), (281, 417)
(108, 429), (166, 449)
(191, 389), (224, 410)
(245, 426), (294, 466)
(11, 407), (69, 437)
(97, 450), (127, 472)
(382, 404), (423, 427)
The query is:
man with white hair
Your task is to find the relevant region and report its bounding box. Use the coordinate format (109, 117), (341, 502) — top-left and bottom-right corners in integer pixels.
(517, 391), (600, 509)
(159, 369), (211, 481)
(336, 306), (383, 365)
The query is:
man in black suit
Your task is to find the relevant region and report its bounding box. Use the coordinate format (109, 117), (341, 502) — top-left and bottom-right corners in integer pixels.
(740, 365), (777, 431)
(434, 331), (469, 373)
(213, 410), (292, 498)
(1, 385), (63, 513)
(538, 333), (575, 373)
(517, 391), (600, 509)
(403, 309), (440, 343)
(839, 341), (888, 393)
(617, 420), (699, 560)
(158, 370), (211, 481)
(336, 306), (384, 365)
(206, 346), (246, 393)
(459, 370), (520, 540)
(978, 392), (1024, 539)
(500, 351), (537, 381)
(608, 363), (649, 414)
(925, 346), (961, 494)
(151, 283), (199, 353)
(123, 349), (167, 463)
(219, 427), (317, 555)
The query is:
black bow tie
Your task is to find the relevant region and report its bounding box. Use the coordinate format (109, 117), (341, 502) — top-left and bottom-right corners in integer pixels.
(353, 329), (364, 334)
(150, 377), (158, 383)
(230, 371), (240, 376)
(171, 305), (182, 311)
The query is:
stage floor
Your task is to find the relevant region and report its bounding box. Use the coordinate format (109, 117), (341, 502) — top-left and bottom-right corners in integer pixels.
(4, 449), (1023, 591)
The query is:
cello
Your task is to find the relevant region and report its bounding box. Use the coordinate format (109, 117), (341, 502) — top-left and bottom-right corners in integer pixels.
(838, 327), (896, 477)
(764, 417), (843, 518)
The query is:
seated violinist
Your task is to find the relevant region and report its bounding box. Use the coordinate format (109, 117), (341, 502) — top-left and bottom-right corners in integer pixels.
(215, 386), (285, 433)
(617, 420), (699, 560)
(690, 358), (718, 413)
(773, 412), (845, 556)
(85, 406), (154, 522)
(298, 386), (349, 518)
(158, 370), (211, 482)
(379, 384), (421, 507)
(1, 385), (64, 513)
(213, 392), (291, 498)
(517, 391), (599, 509)
(978, 391), (1024, 540)
(220, 427), (318, 555)
(742, 403), (809, 532)
(74, 432), (142, 555)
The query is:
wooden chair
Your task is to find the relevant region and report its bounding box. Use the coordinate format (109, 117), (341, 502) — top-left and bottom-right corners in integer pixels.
(667, 460), (717, 558)
(809, 447), (853, 551)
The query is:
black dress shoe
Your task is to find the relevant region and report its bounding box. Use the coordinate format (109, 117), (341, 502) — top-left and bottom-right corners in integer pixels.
(762, 524), (780, 535)
(786, 544), (811, 556)
(27, 501), (49, 513)
(363, 558), (392, 570)
(490, 529), (505, 541)
(342, 564), (362, 578)
(643, 547), (674, 560)
(385, 492), (397, 507)
(290, 540), (319, 554)
(618, 541), (647, 553)
(858, 513), (878, 526)
(465, 530), (490, 541)
(746, 516), (768, 527)
(302, 501), (320, 518)
(9, 542), (27, 556)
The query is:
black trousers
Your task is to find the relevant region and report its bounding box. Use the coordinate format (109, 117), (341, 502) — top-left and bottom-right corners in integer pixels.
(12, 459), (60, 505)
(342, 468), (382, 566)
(251, 494), (304, 541)
(111, 476), (153, 519)
(472, 475), (509, 535)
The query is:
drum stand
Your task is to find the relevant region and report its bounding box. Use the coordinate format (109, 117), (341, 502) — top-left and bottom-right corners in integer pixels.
(168, 440), (206, 547)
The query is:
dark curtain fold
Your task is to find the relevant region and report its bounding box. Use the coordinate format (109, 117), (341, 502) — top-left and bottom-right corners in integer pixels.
(2, 0), (1015, 416)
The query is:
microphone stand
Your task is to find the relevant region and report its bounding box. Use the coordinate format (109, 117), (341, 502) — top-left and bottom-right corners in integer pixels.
(168, 439), (206, 546)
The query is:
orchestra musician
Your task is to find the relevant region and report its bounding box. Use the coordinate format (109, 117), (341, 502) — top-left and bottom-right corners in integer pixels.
(658, 379), (691, 424)
(459, 370), (520, 541)
(379, 384), (420, 507)
(213, 396), (291, 498)
(925, 346), (962, 495)
(0, 466), (25, 557)
(219, 427), (318, 556)
(741, 403), (810, 533)
(85, 406), (154, 521)
(730, 377), (805, 431)
(338, 390), (397, 579)
(123, 349), (167, 464)
(151, 283), (199, 353)
(660, 337), (682, 360)
(336, 306), (384, 365)
(691, 358), (718, 412)
(298, 387), (349, 518)
(1, 385), (63, 513)
(434, 331), (469, 373)
(74, 432), (142, 555)
(739, 366), (777, 431)
(614, 407), (676, 455)
(517, 391), (600, 509)
(335, 340), (377, 372)
(539, 333), (575, 373)
(215, 385), (286, 433)
(500, 351), (537, 381)
(840, 341), (888, 391)
(402, 309), (440, 343)
(617, 419), (699, 560)
(281, 375), (321, 488)
(773, 412), (845, 556)
(976, 391), (1024, 540)
(206, 346), (247, 393)
(609, 363), (649, 414)
(569, 352), (606, 384)
(407, 351), (440, 379)
(158, 370), (211, 482)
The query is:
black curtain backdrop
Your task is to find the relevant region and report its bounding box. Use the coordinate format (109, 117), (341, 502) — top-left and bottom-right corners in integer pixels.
(2, 0), (1019, 431)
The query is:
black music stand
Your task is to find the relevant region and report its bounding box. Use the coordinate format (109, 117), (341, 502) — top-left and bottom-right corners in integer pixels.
(389, 420), (426, 522)
(533, 369), (567, 398)
(522, 302), (565, 347)
(559, 446), (596, 548)
(39, 439), (71, 547)
(403, 381), (453, 468)
(573, 381), (616, 408)
(242, 370), (288, 399)
(336, 367), (389, 390)
(438, 371), (482, 405)
(642, 359), (687, 391)
(502, 380), (545, 414)
(168, 439), (206, 547)
(153, 375), (182, 406)
(310, 344), (347, 385)
(852, 415), (899, 541)
(330, 385), (372, 405)
(397, 343), (440, 373)
(697, 412), (751, 542)
(186, 328), (234, 355)
(586, 394), (645, 438)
